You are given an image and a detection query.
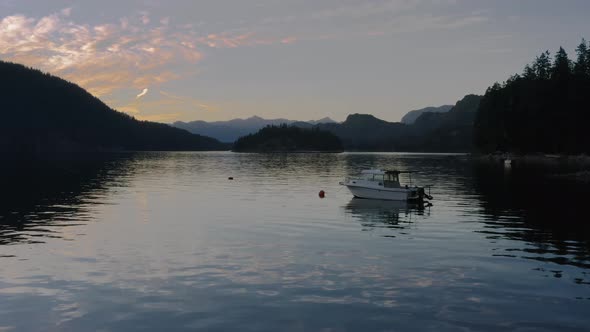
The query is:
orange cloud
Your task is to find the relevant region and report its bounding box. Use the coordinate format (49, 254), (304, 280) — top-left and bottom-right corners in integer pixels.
(197, 32), (297, 49)
(112, 90), (219, 121)
(281, 36), (298, 44)
(136, 113), (183, 122)
(158, 91), (219, 112)
(0, 10), (299, 102)
(0, 11), (203, 97)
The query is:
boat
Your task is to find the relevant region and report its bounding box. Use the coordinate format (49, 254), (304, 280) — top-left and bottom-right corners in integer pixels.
(339, 169), (432, 202)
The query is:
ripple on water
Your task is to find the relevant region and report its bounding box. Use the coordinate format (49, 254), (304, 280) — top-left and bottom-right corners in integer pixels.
(0, 152), (589, 331)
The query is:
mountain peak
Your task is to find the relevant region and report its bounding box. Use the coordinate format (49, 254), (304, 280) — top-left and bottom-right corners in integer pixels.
(401, 105), (453, 124)
(345, 113), (382, 123)
(340, 114), (392, 128)
(309, 117), (337, 124)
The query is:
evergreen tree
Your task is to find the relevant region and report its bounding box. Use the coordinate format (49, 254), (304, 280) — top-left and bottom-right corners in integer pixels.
(474, 41), (590, 154)
(551, 47), (571, 80)
(573, 39), (588, 77)
(533, 51), (552, 80)
(523, 64), (536, 79)
(505, 74), (521, 86)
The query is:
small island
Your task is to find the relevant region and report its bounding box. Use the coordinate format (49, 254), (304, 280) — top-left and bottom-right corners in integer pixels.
(232, 124), (343, 152)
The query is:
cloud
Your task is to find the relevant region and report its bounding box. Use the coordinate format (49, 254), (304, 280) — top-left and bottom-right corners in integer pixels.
(0, 10), (203, 97)
(139, 11), (150, 25)
(116, 105), (140, 114)
(60, 7), (72, 17)
(136, 88), (148, 99)
(197, 32), (292, 49)
(281, 36), (297, 44)
(111, 90), (219, 120)
(0, 9), (300, 101)
(254, 0), (486, 42)
(136, 113), (183, 122)
(159, 91), (219, 112)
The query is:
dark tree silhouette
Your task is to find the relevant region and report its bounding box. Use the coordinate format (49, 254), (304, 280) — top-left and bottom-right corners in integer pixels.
(533, 51), (552, 80)
(0, 61), (227, 156)
(474, 39), (590, 154)
(233, 124), (343, 152)
(552, 47), (572, 81)
(523, 64), (537, 80)
(573, 39), (588, 77)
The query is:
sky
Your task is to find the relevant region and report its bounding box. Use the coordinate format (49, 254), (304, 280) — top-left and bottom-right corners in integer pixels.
(1, 0), (589, 123)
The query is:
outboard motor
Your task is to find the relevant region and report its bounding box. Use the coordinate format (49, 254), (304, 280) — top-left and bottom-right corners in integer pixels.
(418, 187), (433, 201)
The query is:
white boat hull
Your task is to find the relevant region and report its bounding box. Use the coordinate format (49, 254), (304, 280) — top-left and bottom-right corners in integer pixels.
(344, 185), (414, 201)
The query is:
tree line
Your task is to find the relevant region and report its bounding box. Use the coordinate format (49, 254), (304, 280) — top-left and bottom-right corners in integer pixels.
(233, 124), (343, 152)
(474, 39), (590, 154)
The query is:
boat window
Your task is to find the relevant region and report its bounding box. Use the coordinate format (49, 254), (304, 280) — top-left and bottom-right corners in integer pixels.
(361, 174), (378, 181)
(384, 173), (400, 188)
(385, 173), (399, 182)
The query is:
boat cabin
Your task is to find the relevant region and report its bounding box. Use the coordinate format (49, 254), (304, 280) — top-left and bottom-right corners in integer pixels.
(359, 169), (403, 188)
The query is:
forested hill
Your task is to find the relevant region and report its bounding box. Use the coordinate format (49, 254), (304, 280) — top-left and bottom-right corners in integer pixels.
(409, 94), (482, 151)
(314, 94), (481, 152)
(173, 116), (337, 143)
(401, 105), (453, 124)
(0, 61), (226, 155)
(475, 39), (590, 154)
(233, 125), (343, 152)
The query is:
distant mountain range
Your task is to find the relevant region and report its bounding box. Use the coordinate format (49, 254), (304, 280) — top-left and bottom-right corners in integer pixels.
(174, 95), (482, 152)
(173, 116), (337, 143)
(173, 100), (480, 151)
(175, 106), (461, 143)
(1, 59), (482, 155)
(0, 61), (226, 155)
(313, 94), (482, 152)
(401, 105), (453, 124)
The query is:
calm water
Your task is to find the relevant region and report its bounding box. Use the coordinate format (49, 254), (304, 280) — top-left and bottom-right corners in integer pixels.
(1, 152), (590, 331)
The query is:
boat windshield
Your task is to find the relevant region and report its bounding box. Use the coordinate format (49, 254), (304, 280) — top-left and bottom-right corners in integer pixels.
(355, 171), (401, 187)
(360, 173), (378, 181)
(384, 173), (400, 188)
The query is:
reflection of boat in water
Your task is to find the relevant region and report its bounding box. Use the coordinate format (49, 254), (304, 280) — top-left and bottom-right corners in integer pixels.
(346, 198), (415, 210)
(339, 169), (432, 202)
(344, 198), (427, 227)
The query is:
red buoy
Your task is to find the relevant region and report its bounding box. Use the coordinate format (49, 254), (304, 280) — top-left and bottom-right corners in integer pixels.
(319, 190), (325, 198)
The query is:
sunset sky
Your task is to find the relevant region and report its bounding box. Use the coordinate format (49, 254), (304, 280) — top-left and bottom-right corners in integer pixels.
(1, 0), (589, 123)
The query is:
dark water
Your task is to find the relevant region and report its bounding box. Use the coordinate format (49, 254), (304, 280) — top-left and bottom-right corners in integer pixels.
(1, 152), (589, 331)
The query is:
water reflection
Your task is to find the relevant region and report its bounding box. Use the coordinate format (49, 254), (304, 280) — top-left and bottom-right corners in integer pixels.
(473, 162), (590, 282)
(0, 154), (134, 245)
(344, 198), (428, 235)
(1, 152), (589, 330)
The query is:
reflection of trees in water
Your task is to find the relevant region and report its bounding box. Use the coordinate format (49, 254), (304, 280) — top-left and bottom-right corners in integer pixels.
(226, 153), (344, 180)
(0, 154), (135, 245)
(472, 162), (590, 274)
(344, 198), (427, 235)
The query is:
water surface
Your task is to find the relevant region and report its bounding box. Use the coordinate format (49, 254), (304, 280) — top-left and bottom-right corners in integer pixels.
(1, 152), (589, 331)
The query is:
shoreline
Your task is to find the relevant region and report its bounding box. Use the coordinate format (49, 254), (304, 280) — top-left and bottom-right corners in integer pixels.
(474, 153), (590, 183)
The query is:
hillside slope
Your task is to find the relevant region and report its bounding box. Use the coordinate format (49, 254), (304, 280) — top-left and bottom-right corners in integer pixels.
(401, 105), (453, 124)
(0, 61), (226, 155)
